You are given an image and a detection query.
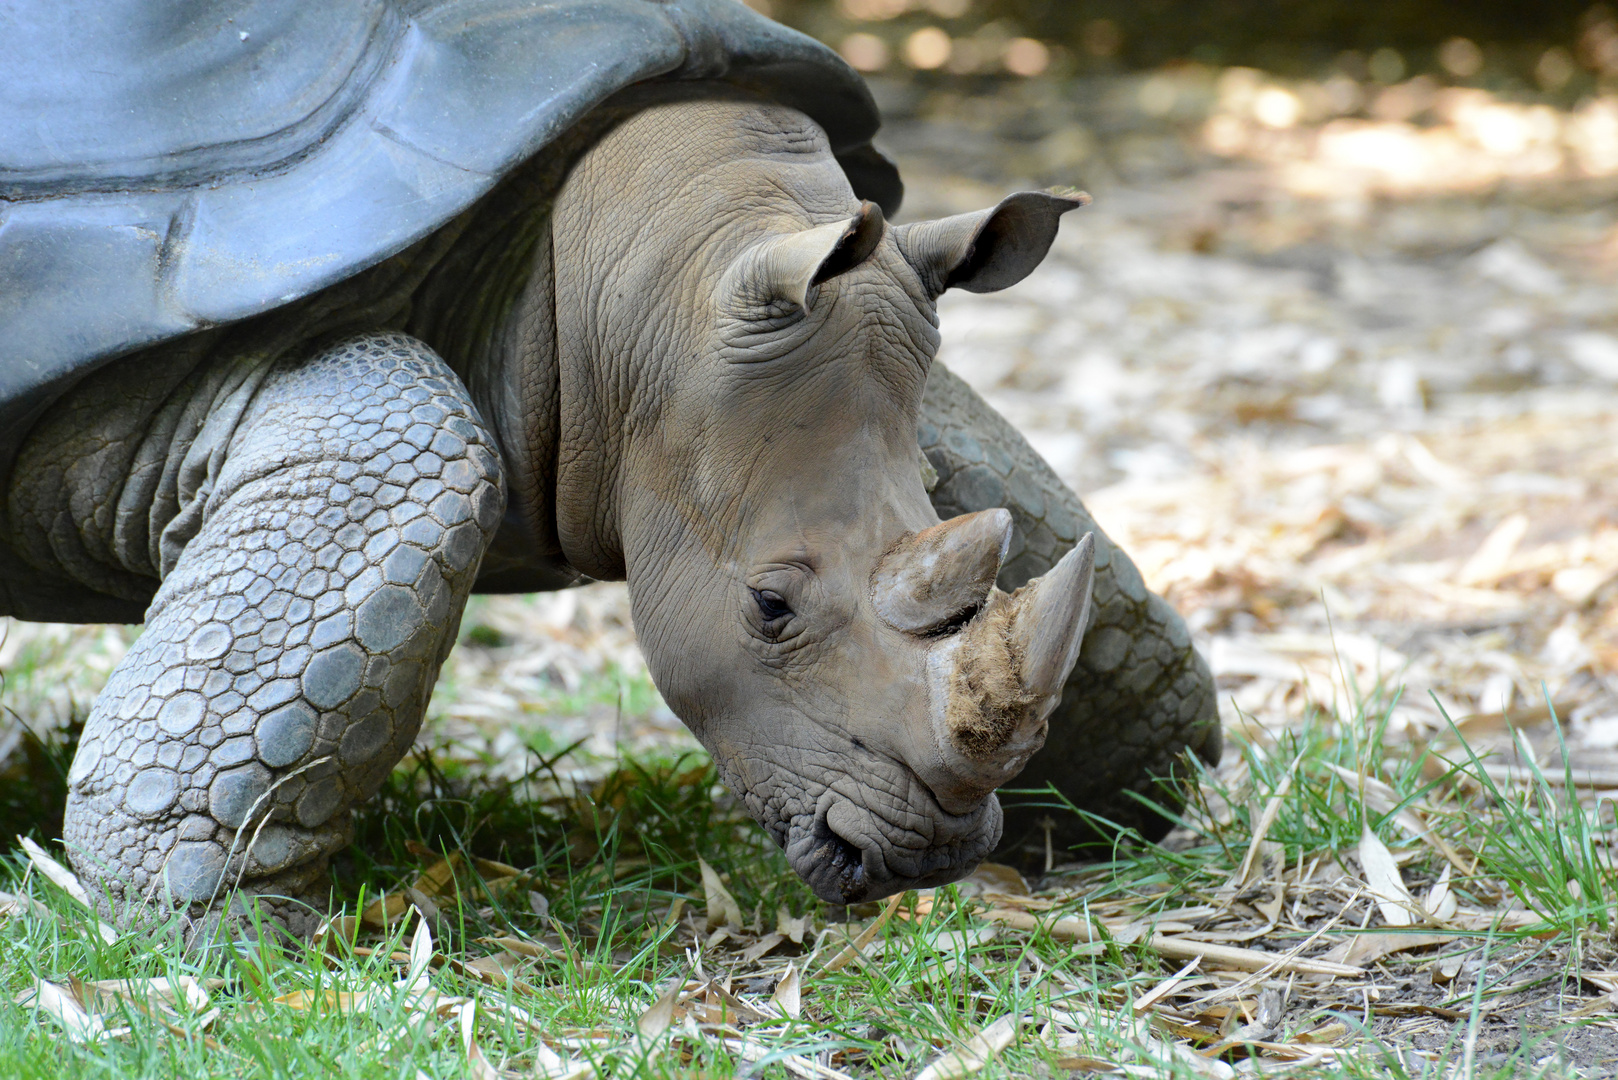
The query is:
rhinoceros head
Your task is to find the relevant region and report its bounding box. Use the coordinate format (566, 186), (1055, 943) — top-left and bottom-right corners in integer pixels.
(549, 99), (1091, 902)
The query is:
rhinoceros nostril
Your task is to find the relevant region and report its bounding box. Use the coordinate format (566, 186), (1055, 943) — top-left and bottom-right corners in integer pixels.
(921, 601), (982, 638)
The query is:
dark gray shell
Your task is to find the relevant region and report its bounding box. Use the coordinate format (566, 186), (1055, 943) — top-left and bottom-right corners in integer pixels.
(0, 0), (899, 448)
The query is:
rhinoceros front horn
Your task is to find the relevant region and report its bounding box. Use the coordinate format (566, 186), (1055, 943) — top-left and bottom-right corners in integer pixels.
(902, 532), (1097, 813)
(1004, 531), (1097, 704)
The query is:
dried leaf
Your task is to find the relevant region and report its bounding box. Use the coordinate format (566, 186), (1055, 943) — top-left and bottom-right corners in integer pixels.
(404, 886), (441, 923)
(776, 906), (808, 944)
(739, 931), (787, 965)
(686, 978), (772, 1026)
(361, 891), (412, 929)
(638, 981), (680, 1040)
(1323, 931), (1455, 967)
(313, 914), (359, 953)
(16, 838), (117, 942)
(1230, 755), (1299, 888)
(1053, 1057), (1123, 1074)
(913, 1014), (1018, 1080)
(1357, 824), (1416, 927)
(479, 935), (562, 961)
(820, 892), (903, 973)
(771, 964), (801, 1020)
(411, 853), (458, 896)
(920, 927), (999, 952)
(407, 914), (434, 986)
(463, 953), (520, 982)
(958, 862), (1029, 897)
(1297, 1020), (1350, 1045)
(1424, 864), (1458, 921)
(1321, 763), (1468, 873)
(1431, 954), (1466, 986)
(957, 902), (1361, 977)
(29, 980), (117, 1043)
(1132, 957), (1200, 1015)
(273, 987), (384, 1012)
(459, 998), (476, 1057)
(79, 976), (211, 1016)
(459, 1003), (501, 1080)
(1451, 906), (1552, 932)
(728, 1037), (857, 1080)
(17, 837), (89, 907)
(699, 857), (743, 931)
(660, 897), (687, 935)
(0, 889), (51, 920)
(533, 1040), (596, 1080)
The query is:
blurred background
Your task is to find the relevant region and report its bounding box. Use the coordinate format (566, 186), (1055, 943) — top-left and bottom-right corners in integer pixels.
(767, 0), (1618, 773)
(6, 0), (1618, 840)
(772, 0), (1604, 82)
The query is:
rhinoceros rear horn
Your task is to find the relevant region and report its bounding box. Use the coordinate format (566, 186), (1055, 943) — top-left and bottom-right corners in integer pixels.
(871, 509), (1012, 634)
(895, 188), (1089, 298)
(733, 200), (885, 312)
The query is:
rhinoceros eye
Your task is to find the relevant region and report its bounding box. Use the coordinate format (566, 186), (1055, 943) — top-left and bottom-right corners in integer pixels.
(751, 588), (794, 623)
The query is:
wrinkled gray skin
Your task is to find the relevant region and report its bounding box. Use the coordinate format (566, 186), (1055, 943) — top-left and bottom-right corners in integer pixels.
(6, 96), (1217, 937)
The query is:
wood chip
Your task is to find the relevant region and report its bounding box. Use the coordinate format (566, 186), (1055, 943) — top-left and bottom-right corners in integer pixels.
(951, 902), (1361, 978)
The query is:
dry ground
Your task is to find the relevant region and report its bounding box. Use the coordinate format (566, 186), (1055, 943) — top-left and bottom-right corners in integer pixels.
(6, 68), (1618, 1078)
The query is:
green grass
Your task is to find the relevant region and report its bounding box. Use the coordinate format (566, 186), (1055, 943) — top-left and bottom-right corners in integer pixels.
(3, 675), (1617, 1077)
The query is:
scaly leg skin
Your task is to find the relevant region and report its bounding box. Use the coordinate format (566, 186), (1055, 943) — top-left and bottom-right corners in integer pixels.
(918, 362), (1221, 866)
(61, 333), (504, 940)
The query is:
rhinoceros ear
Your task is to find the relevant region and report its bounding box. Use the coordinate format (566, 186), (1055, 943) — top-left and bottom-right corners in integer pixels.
(896, 188), (1088, 297)
(727, 200), (886, 314)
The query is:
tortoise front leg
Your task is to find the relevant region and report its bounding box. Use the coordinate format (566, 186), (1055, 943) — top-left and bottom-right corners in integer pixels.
(918, 362), (1221, 865)
(62, 333), (504, 939)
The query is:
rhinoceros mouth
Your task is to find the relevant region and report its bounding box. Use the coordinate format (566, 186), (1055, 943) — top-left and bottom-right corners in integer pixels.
(783, 781), (1004, 905)
(799, 816), (868, 903)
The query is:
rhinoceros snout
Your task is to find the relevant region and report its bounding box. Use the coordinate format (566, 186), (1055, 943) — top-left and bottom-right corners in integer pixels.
(786, 786), (1004, 904)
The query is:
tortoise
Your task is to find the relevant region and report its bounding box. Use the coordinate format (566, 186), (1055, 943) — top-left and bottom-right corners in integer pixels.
(0, 0), (1218, 935)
